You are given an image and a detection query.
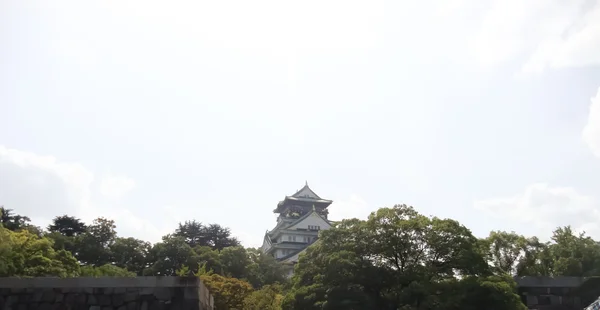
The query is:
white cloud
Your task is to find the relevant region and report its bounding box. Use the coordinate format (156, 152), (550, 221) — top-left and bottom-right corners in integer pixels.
(0, 145), (94, 221)
(470, 0), (600, 73)
(100, 174), (136, 199)
(329, 194), (372, 221)
(583, 87), (600, 158)
(474, 183), (600, 237)
(0, 145), (164, 242)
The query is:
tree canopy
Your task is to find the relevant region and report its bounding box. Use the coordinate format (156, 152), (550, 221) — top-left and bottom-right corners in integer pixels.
(2, 202), (600, 309)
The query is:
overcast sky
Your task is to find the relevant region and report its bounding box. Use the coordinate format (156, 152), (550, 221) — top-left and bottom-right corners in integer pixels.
(2, 0), (600, 247)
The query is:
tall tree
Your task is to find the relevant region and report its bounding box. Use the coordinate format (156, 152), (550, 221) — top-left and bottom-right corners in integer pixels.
(76, 217), (117, 266)
(0, 206), (31, 231)
(547, 226), (600, 276)
(110, 237), (151, 275)
(145, 234), (201, 276)
(246, 248), (287, 289)
(48, 215), (87, 237)
(0, 224), (80, 277)
(284, 204), (525, 310)
(174, 221), (240, 250)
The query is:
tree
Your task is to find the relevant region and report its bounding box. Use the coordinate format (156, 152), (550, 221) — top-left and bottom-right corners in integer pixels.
(110, 237), (151, 275)
(48, 215), (87, 237)
(200, 273), (254, 310)
(204, 223), (240, 250)
(76, 217), (117, 266)
(0, 206), (31, 231)
(220, 246), (251, 279)
(0, 224), (80, 277)
(174, 221), (240, 250)
(80, 264), (136, 277)
(285, 204), (525, 310)
(547, 226), (600, 276)
(244, 284), (284, 310)
(246, 248), (287, 289)
(145, 234), (201, 276)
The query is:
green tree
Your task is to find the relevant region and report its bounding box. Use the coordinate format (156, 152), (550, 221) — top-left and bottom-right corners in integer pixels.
(194, 245), (224, 275)
(110, 237), (151, 275)
(547, 226), (600, 276)
(145, 234), (201, 276)
(174, 221), (240, 250)
(285, 204), (524, 310)
(246, 248), (287, 288)
(0, 206), (31, 231)
(48, 215), (87, 237)
(80, 264), (136, 277)
(201, 273), (254, 310)
(220, 246), (251, 279)
(244, 284), (284, 310)
(76, 217), (117, 266)
(0, 224), (79, 277)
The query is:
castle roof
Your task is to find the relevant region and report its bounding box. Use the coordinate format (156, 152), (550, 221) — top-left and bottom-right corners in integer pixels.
(274, 182), (333, 213)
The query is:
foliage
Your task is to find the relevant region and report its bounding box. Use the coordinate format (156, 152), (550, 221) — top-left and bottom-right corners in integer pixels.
(80, 264), (136, 277)
(6, 202), (600, 310)
(110, 237), (151, 275)
(200, 273), (253, 310)
(174, 221), (240, 250)
(244, 284), (285, 310)
(0, 206), (32, 231)
(284, 205), (523, 310)
(48, 215), (87, 237)
(75, 217), (117, 266)
(0, 225), (79, 277)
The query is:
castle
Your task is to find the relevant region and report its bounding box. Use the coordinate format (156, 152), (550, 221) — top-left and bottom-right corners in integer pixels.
(260, 182), (333, 277)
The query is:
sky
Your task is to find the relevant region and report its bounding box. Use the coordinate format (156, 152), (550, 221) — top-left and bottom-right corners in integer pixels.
(2, 0), (600, 248)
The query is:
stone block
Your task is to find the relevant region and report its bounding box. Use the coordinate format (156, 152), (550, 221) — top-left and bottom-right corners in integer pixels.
(101, 307), (113, 310)
(52, 304), (69, 310)
(10, 288), (24, 294)
(83, 288), (94, 294)
(88, 295), (98, 305)
(148, 301), (165, 310)
(6, 295), (18, 306)
(113, 288), (126, 295)
(98, 295), (111, 306)
(103, 288), (114, 295)
(139, 288), (153, 296)
(27, 303), (39, 310)
(42, 291), (55, 302)
(140, 301), (148, 310)
(55, 293), (64, 303)
(18, 294), (30, 303)
(183, 287), (199, 300)
(152, 288), (172, 301)
(39, 303), (53, 310)
(65, 294), (76, 304)
(17, 304), (27, 310)
(123, 293), (137, 303)
(75, 294), (88, 305)
(117, 306), (126, 310)
(126, 302), (138, 310)
(112, 294), (125, 307)
(90, 306), (101, 310)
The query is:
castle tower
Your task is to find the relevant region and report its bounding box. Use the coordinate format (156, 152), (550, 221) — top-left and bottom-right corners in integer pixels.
(260, 182), (333, 277)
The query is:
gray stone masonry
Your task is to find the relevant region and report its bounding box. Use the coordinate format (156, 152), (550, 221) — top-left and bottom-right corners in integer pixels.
(0, 277), (214, 310)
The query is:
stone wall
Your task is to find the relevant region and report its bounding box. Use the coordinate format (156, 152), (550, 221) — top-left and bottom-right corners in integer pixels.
(0, 277), (214, 310)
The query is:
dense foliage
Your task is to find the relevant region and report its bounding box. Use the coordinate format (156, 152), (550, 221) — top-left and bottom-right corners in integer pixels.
(2, 203), (600, 309)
